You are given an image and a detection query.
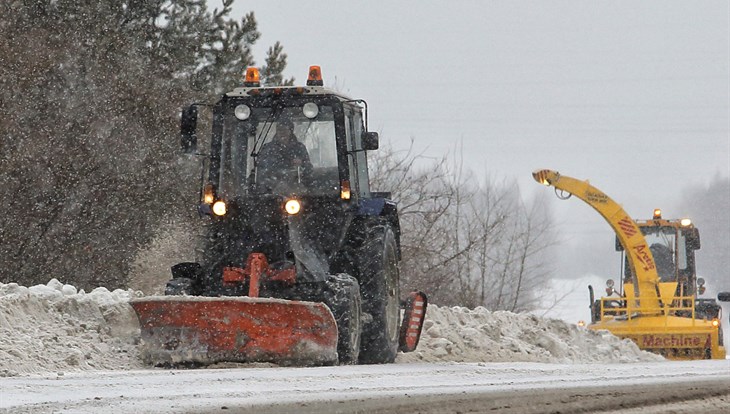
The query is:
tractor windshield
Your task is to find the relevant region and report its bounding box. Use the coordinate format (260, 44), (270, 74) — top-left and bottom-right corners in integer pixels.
(218, 104), (339, 198)
(622, 225), (691, 283)
(641, 226), (677, 281)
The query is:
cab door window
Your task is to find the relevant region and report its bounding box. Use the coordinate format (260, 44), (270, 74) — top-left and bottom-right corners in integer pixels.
(344, 109), (371, 198)
(350, 111), (370, 198)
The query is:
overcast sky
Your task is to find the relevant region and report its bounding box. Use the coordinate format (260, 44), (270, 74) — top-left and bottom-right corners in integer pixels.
(232, 1), (729, 287)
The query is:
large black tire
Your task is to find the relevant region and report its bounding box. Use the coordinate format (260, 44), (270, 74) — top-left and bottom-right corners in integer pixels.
(325, 274), (362, 365)
(356, 224), (401, 364)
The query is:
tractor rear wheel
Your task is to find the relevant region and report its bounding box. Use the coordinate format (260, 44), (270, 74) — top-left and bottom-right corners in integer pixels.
(325, 274), (362, 365)
(356, 224), (401, 364)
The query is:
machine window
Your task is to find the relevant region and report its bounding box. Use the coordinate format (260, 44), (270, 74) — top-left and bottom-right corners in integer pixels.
(220, 105), (338, 197)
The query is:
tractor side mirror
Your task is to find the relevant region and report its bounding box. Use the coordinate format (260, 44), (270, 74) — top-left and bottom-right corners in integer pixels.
(180, 105), (198, 154)
(615, 236), (624, 251)
(362, 131), (379, 151)
(718, 292), (730, 302)
(685, 228), (701, 250)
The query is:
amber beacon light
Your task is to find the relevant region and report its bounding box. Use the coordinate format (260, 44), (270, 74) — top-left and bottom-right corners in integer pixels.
(244, 67), (261, 87)
(307, 65), (323, 86)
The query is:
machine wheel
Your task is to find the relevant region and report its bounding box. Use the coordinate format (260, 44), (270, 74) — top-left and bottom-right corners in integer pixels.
(325, 274), (362, 365)
(165, 278), (195, 296)
(356, 224), (401, 364)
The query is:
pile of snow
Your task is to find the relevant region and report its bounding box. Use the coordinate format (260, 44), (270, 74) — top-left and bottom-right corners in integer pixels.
(0, 280), (143, 377)
(396, 305), (663, 364)
(0, 280), (661, 377)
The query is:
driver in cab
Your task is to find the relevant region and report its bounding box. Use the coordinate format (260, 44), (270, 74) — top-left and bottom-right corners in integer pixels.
(256, 118), (313, 188)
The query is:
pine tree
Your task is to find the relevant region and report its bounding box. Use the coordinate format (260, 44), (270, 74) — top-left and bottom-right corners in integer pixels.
(0, 0), (290, 288)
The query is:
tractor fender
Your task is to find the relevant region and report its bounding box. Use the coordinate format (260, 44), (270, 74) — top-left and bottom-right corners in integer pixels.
(357, 198), (401, 259)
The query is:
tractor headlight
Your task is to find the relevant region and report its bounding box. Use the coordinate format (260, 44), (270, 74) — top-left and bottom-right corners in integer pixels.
(212, 200), (227, 216)
(234, 104), (251, 120)
(284, 199), (301, 215)
(680, 218), (692, 227)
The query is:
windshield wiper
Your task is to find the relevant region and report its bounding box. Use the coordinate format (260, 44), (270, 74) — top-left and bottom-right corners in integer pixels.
(250, 121), (273, 159)
(250, 105), (284, 160)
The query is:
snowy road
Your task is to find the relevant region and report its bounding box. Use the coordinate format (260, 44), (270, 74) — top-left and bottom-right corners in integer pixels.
(2, 360), (729, 413)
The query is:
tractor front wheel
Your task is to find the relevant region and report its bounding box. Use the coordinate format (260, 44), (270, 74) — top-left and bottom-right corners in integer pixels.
(325, 274), (362, 365)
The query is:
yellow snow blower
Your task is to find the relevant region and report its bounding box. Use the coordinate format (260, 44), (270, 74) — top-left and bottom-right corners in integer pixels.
(533, 169), (724, 359)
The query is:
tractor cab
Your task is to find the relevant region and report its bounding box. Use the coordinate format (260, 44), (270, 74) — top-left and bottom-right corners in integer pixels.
(612, 209), (720, 324)
(615, 209), (701, 298)
(183, 66), (377, 215)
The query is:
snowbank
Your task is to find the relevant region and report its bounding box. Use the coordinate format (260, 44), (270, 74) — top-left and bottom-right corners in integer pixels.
(0, 280), (661, 377)
(0, 280), (143, 377)
(396, 305), (662, 364)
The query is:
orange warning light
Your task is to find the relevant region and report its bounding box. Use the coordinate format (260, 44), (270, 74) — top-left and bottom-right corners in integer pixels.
(307, 65), (323, 86)
(244, 67), (261, 87)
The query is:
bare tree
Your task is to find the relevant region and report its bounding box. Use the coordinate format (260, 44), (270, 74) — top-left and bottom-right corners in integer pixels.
(506, 191), (556, 312)
(467, 176), (515, 308)
(368, 141), (556, 310)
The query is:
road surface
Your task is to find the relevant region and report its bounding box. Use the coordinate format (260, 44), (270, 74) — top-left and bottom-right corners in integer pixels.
(2, 360), (728, 413)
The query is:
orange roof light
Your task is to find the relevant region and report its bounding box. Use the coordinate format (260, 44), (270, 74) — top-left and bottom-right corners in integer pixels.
(307, 65), (323, 86)
(244, 67), (261, 87)
(653, 208), (662, 219)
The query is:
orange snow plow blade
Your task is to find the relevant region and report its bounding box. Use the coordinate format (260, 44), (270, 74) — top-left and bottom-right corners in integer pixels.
(130, 296), (338, 366)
